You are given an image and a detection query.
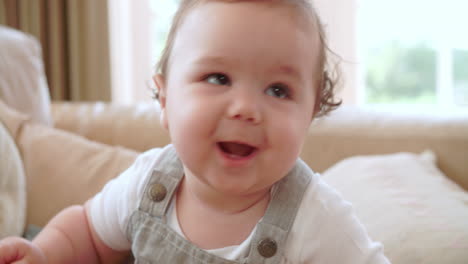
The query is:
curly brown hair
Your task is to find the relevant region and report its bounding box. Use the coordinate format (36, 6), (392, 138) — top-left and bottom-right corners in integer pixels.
(153, 0), (342, 117)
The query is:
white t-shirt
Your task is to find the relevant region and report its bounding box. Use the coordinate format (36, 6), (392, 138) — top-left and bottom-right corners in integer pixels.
(88, 146), (390, 263)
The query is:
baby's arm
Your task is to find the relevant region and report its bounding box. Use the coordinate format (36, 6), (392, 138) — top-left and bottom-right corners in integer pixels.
(1, 149), (160, 263)
(0, 205), (130, 264)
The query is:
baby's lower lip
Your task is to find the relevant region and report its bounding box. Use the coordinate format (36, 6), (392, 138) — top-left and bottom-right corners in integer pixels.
(222, 150), (258, 160)
(217, 141), (258, 155)
(216, 143), (259, 164)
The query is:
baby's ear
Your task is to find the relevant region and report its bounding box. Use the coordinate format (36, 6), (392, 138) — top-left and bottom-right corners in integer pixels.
(153, 74), (166, 107)
(153, 74), (169, 130)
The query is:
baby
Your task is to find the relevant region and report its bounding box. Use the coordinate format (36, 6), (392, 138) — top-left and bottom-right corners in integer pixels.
(0, 0), (391, 263)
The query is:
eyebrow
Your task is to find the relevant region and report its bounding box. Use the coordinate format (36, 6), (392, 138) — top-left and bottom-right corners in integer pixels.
(274, 65), (302, 81)
(191, 56), (233, 67)
(191, 56), (303, 81)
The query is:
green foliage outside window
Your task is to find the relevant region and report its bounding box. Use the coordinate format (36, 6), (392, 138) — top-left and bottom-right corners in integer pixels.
(454, 49), (468, 106)
(365, 42), (437, 104)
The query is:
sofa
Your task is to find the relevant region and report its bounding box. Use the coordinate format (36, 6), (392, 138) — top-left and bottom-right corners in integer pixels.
(1, 26), (468, 264)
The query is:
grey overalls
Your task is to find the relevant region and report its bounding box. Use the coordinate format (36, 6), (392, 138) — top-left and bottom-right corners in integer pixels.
(126, 146), (312, 263)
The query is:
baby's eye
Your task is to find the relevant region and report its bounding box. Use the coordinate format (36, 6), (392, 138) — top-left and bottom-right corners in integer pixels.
(204, 73), (231, 86)
(265, 83), (291, 99)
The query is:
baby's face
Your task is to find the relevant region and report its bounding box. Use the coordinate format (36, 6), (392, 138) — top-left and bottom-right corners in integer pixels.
(158, 1), (320, 196)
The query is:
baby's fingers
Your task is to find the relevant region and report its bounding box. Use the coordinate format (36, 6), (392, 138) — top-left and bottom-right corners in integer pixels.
(0, 237), (45, 264)
(0, 237), (24, 263)
(0, 237), (29, 263)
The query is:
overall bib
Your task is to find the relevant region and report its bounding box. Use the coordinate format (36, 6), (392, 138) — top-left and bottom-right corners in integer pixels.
(127, 146), (311, 263)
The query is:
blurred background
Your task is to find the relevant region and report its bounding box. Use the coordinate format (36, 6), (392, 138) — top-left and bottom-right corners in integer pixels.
(0, 0), (467, 112)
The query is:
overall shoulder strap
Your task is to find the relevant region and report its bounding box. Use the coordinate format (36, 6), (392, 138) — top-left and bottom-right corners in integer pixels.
(245, 159), (312, 264)
(138, 144), (184, 218)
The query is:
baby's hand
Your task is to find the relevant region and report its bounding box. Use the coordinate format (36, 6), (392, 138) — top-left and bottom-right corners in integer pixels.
(0, 237), (46, 264)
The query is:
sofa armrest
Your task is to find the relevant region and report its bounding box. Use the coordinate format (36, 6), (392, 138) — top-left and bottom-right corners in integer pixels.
(51, 102), (170, 152)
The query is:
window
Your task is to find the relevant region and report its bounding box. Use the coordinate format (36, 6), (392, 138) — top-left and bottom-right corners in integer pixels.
(150, 0), (179, 66)
(108, 0), (155, 103)
(358, 0), (468, 108)
(108, 0), (179, 104)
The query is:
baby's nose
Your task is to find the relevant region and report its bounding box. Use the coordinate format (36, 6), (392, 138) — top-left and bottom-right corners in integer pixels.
(227, 95), (262, 124)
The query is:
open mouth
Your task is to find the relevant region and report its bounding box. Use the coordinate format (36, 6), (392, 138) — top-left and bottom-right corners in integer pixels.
(217, 142), (257, 158)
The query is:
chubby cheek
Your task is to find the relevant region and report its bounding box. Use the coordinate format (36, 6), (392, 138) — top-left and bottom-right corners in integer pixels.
(167, 110), (207, 174)
(167, 105), (206, 145)
(166, 87), (204, 132)
(165, 95), (218, 165)
(269, 113), (310, 166)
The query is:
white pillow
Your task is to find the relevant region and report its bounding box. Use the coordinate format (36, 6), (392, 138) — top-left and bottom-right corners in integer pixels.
(322, 151), (468, 264)
(0, 25), (52, 126)
(0, 120), (26, 238)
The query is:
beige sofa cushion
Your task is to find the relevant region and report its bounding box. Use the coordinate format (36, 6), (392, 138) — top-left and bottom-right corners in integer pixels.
(0, 25), (52, 126)
(322, 151), (468, 264)
(303, 106), (468, 190)
(51, 102), (170, 151)
(0, 119), (26, 237)
(0, 100), (138, 227)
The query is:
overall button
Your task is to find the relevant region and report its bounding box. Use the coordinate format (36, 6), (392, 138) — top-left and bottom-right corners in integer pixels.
(257, 238), (277, 258)
(149, 183), (167, 202)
